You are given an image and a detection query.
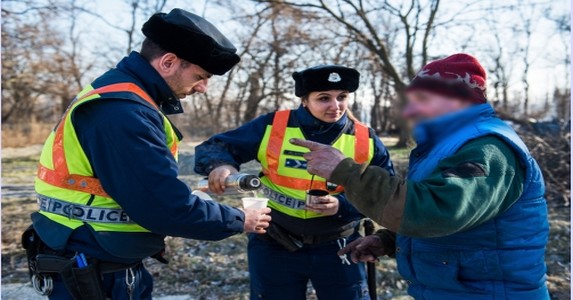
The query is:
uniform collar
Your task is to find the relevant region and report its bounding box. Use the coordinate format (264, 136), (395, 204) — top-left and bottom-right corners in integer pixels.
(116, 51), (183, 115)
(412, 103), (496, 146)
(293, 105), (348, 134)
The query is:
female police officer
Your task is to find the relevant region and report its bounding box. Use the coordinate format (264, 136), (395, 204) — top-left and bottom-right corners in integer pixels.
(194, 65), (394, 299)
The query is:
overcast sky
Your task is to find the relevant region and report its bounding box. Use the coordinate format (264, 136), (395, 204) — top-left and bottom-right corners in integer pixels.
(16, 0), (571, 110)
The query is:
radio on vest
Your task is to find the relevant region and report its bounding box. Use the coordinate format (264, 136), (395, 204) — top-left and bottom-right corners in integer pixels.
(195, 174), (262, 194)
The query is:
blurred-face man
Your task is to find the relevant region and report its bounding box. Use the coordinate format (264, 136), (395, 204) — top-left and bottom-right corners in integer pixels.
(402, 90), (471, 124)
(292, 54), (550, 300)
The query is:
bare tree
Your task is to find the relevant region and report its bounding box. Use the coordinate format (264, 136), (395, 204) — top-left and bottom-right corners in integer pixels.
(1, 6), (84, 123)
(543, 5), (570, 124)
(485, 20), (514, 113)
(255, 0), (442, 147)
(52, 0), (97, 111)
(516, 11), (534, 117)
(2, 0), (568, 142)
(68, 0), (167, 66)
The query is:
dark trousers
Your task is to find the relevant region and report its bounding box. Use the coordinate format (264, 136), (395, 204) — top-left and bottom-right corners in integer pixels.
(48, 264), (153, 300)
(248, 233), (369, 300)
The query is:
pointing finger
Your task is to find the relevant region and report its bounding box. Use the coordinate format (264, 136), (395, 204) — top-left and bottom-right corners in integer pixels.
(290, 138), (329, 151)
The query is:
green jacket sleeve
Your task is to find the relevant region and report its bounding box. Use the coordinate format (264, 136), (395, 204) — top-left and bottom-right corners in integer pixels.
(330, 136), (525, 238)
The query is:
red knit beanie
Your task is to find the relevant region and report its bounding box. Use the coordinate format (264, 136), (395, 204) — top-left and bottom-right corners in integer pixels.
(406, 53), (487, 103)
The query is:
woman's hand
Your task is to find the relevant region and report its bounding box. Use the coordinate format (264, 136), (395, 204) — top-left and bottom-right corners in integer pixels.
(306, 195), (339, 216)
(207, 165), (238, 194)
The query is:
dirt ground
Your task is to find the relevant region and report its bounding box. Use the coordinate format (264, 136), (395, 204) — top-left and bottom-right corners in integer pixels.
(1, 140), (570, 299)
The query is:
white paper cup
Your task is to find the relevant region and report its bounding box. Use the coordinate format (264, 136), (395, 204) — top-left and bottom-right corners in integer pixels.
(241, 197), (269, 209)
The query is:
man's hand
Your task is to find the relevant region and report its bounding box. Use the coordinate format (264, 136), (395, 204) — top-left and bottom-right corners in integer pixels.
(208, 165), (238, 194)
(306, 195), (339, 216)
(337, 235), (388, 263)
(242, 207), (272, 234)
(289, 138), (347, 180)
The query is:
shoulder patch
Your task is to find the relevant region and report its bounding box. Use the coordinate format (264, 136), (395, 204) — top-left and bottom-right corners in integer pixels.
(441, 162), (488, 178)
(285, 158), (307, 170)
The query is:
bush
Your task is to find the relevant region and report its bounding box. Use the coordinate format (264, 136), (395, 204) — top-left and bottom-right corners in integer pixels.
(2, 120), (52, 148)
(521, 131), (571, 206)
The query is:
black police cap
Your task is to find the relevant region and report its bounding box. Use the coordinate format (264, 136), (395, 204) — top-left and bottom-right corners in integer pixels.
(292, 65), (360, 97)
(142, 8), (240, 75)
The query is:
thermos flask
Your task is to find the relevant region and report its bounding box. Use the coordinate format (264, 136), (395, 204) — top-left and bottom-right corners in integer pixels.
(195, 173), (262, 194)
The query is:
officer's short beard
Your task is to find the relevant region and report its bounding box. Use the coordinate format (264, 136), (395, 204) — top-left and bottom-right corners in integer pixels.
(164, 67), (186, 97)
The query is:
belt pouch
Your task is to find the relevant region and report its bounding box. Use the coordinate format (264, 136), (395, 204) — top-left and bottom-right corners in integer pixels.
(61, 264), (106, 300)
(265, 222), (303, 252)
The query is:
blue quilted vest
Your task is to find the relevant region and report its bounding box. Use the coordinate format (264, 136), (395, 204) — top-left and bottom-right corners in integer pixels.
(397, 104), (549, 300)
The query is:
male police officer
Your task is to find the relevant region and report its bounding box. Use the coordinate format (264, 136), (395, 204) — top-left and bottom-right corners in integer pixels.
(292, 54), (549, 299)
(28, 8), (271, 300)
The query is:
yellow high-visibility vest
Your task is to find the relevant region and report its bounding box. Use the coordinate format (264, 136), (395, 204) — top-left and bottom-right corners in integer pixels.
(35, 83), (180, 233)
(257, 110), (374, 219)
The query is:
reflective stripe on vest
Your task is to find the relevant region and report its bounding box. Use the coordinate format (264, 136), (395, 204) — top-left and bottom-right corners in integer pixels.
(37, 83), (177, 198)
(35, 82), (180, 233)
(38, 194), (134, 224)
(263, 110), (370, 192)
(257, 110), (374, 219)
(260, 186), (306, 210)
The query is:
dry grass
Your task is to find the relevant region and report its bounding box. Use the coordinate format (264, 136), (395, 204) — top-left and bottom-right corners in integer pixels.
(1, 140), (570, 299)
(2, 121), (52, 148)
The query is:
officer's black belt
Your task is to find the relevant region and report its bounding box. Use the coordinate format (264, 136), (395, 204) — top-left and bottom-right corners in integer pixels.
(261, 219), (359, 250)
(293, 221), (358, 245)
(34, 254), (140, 275)
(37, 194), (134, 224)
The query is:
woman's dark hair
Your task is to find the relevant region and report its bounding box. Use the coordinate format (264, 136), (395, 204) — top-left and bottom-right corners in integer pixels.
(345, 109), (360, 123)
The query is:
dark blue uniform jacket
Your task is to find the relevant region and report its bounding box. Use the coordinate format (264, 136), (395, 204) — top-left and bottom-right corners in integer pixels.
(35, 52), (245, 263)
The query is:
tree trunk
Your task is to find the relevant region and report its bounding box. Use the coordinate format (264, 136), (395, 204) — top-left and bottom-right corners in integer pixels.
(394, 88), (412, 148)
(243, 73), (263, 122)
(351, 94), (361, 121)
(370, 96), (381, 133)
(381, 98), (390, 133)
(60, 92), (75, 115)
(395, 121), (411, 148)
